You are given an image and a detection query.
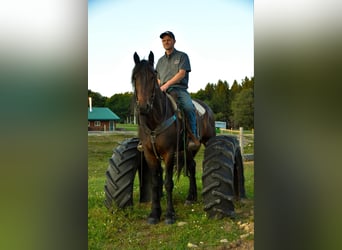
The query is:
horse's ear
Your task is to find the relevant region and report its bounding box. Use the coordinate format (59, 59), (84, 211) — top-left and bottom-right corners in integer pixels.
(134, 52), (140, 64)
(148, 51), (154, 66)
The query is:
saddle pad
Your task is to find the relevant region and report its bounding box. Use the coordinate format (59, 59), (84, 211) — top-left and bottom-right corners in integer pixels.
(192, 100), (206, 116)
(166, 93), (206, 116)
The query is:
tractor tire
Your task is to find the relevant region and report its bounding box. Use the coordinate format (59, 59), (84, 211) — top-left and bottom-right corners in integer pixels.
(206, 135), (246, 199)
(202, 136), (237, 219)
(104, 137), (150, 209)
(234, 147), (246, 199)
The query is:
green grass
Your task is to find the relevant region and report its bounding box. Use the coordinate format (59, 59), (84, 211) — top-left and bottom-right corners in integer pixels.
(88, 132), (254, 249)
(116, 123), (139, 131)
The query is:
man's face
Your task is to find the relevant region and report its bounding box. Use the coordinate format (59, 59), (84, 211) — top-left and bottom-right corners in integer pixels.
(161, 35), (175, 50)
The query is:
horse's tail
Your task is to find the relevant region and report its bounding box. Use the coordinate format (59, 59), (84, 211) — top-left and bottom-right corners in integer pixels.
(175, 151), (182, 180)
(175, 150), (188, 180)
(174, 111), (187, 180)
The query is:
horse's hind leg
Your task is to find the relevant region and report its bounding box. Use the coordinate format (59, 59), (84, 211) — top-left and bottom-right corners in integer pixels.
(164, 157), (176, 224)
(147, 163), (162, 224)
(185, 157), (197, 205)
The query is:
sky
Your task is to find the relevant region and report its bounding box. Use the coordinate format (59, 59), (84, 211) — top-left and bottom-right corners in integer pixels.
(88, 0), (254, 97)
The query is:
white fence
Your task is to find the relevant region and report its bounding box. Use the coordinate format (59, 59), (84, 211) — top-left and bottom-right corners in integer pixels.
(219, 127), (254, 161)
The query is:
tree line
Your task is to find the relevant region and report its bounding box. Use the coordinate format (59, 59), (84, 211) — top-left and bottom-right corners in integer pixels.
(88, 76), (254, 129)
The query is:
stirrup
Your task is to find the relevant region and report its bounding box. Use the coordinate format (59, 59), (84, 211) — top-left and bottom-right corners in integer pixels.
(137, 142), (143, 152)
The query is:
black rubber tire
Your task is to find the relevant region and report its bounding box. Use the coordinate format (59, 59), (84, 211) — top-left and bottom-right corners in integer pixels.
(104, 138), (145, 209)
(202, 136), (236, 219)
(234, 147), (246, 199)
(206, 135), (246, 199)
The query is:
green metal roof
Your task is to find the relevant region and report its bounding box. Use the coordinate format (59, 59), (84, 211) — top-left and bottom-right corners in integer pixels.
(88, 107), (120, 120)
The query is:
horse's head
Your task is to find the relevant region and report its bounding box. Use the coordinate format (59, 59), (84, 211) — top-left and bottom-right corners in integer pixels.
(132, 51), (157, 114)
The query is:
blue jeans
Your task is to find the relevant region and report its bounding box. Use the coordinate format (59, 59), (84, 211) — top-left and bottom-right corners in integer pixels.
(168, 87), (197, 137)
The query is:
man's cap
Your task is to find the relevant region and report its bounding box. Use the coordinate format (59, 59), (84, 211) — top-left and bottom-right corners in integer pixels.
(160, 31), (175, 40)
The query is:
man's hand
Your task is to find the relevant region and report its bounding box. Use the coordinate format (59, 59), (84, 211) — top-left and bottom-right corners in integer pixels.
(160, 84), (168, 92)
(159, 69), (186, 92)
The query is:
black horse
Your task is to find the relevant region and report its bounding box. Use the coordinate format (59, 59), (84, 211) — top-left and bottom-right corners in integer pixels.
(132, 51), (216, 224)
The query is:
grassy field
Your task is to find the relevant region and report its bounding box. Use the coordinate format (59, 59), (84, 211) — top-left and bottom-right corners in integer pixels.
(88, 130), (254, 249)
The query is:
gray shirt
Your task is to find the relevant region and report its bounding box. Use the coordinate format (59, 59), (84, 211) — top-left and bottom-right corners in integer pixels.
(156, 49), (191, 89)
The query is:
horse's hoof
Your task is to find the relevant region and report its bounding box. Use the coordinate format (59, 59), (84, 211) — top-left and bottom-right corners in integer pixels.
(184, 200), (195, 206)
(165, 217), (176, 225)
(147, 217), (160, 225)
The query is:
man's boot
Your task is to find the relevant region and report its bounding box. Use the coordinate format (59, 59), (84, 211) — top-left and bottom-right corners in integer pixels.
(188, 133), (200, 151)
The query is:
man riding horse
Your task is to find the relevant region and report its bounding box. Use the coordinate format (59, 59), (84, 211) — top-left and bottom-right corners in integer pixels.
(138, 31), (200, 151)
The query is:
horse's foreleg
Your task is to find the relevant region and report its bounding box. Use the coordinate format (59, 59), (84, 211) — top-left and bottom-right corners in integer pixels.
(164, 157), (176, 224)
(185, 157), (197, 205)
(147, 164), (162, 224)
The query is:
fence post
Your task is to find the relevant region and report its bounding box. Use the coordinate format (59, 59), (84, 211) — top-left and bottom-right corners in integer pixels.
(239, 127), (244, 156)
